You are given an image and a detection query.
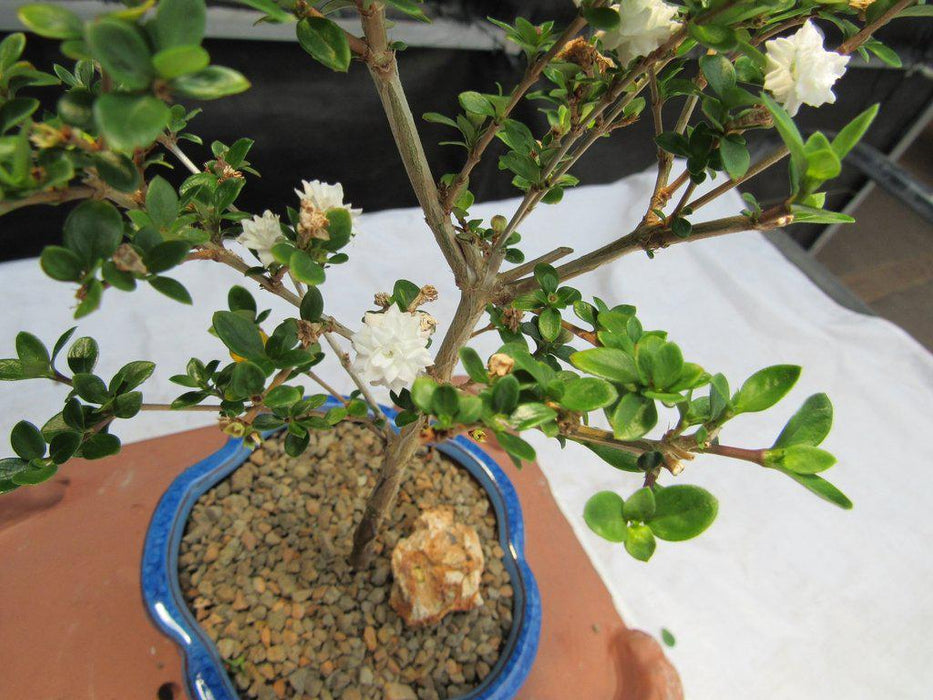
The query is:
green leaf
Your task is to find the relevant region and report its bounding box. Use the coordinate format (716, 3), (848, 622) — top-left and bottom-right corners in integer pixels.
(560, 377), (617, 412)
(75, 279), (103, 318)
(16, 331), (50, 375)
(610, 393), (658, 440)
(144, 240), (189, 274)
(213, 310), (265, 361)
(491, 374), (520, 414)
(324, 208), (353, 251)
(431, 384), (460, 419)
(149, 276), (192, 304)
(11, 420), (46, 460)
(534, 263), (560, 294)
(579, 441), (640, 472)
(112, 391), (143, 418)
(51, 327), (77, 364)
(63, 200), (123, 266)
(73, 373), (109, 403)
(48, 431), (81, 463)
(410, 376), (436, 411)
(384, 0), (429, 22)
(650, 342), (684, 391)
(146, 176), (180, 229)
(40, 246), (84, 281)
(582, 7), (621, 30)
(264, 385), (302, 409)
(0, 33), (26, 70)
(289, 250), (326, 286)
(94, 94), (171, 152)
(831, 103), (878, 160)
(0, 359), (26, 381)
(661, 628), (676, 647)
(688, 24), (737, 52)
(624, 523), (656, 561)
(392, 280), (420, 311)
(67, 337), (98, 373)
(110, 360), (155, 393)
(459, 347), (488, 385)
(733, 365), (800, 414)
(152, 45), (209, 80)
(761, 93), (807, 195)
(496, 430), (536, 465)
(583, 491), (628, 543)
(57, 89), (95, 128)
(18, 4), (82, 39)
(510, 402), (557, 431)
(299, 287), (324, 322)
(774, 393), (833, 449)
(538, 308), (561, 342)
(804, 132), (841, 182)
(153, 0), (206, 50)
(699, 54), (736, 96)
(0, 457), (29, 482)
(234, 0), (293, 22)
(171, 66), (251, 99)
(648, 485), (718, 541)
(86, 18), (153, 91)
(570, 347), (639, 384)
(296, 17), (351, 72)
(623, 487), (656, 522)
(92, 151), (141, 192)
(764, 445), (836, 474)
(81, 432), (121, 460)
(228, 360), (266, 399)
(778, 470), (852, 509)
(790, 205), (855, 224)
(12, 462), (58, 485)
(458, 91), (496, 118)
(720, 136), (750, 179)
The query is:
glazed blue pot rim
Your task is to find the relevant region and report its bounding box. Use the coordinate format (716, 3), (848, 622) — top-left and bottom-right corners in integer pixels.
(141, 399), (541, 700)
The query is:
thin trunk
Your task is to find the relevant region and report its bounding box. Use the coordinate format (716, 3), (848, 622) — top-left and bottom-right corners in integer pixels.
(349, 291), (487, 569)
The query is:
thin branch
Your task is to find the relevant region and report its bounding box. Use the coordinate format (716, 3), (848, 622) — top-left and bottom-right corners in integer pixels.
(497, 246), (574, 283)
(322, 331), (392, 436)
(141, 403), (222, 412)
(0, 186), (97, 217)
(359, 5), (473, 283)
(158, 135), (201, 176)
(307, 370), (348, 405)
(185, 243), (352, 339)
(503, 208), (792, 297)
(308, 7), (369, 57)
(838, 0), (916, 55)
(686, 147), (789, 213)
(440, 5), (601, 210)
(704, 443), (764, 464)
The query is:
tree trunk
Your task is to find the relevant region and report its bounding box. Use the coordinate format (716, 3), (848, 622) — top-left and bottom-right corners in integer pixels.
(349, 291), (487, 569)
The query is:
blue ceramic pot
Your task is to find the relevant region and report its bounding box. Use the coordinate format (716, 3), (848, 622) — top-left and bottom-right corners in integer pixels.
(141, 401), (541, 699)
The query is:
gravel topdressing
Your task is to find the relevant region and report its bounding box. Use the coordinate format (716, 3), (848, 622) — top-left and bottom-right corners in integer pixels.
(178, 422), (514, 700)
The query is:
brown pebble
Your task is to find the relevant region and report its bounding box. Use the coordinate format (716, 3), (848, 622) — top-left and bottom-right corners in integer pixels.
(363, 625), (377, 652)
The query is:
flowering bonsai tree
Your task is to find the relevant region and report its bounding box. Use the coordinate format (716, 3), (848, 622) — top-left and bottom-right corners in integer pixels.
(1, 0), (925, 570)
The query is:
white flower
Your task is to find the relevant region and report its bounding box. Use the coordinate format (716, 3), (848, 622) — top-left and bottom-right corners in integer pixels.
(294, 179), (362, 222)
(764, 21), (849, 117)
(598, 0), (680, 65)
(236, 210), (283, 267)
(351, 305), (434, 393)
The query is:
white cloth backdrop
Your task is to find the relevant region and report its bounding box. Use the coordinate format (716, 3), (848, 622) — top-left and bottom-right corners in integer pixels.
(2, 168), (932, 698)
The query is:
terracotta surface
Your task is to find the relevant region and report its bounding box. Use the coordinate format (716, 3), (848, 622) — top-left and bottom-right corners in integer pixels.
(0, 427), (680, 699)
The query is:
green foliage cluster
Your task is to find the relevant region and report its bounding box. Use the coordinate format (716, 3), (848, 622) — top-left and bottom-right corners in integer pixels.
(2, 0), (925, 563)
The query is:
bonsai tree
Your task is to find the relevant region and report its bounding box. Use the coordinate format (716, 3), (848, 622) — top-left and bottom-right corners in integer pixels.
(0, 0), (923, 570)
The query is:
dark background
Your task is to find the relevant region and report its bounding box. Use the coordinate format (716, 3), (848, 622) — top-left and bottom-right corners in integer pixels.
(1, 0), (931, 260)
